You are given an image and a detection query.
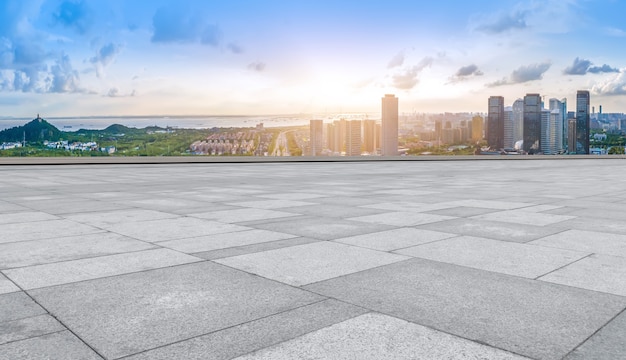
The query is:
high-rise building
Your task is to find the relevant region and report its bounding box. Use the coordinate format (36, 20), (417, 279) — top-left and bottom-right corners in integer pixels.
(560, 98), (568, 150)
(523, 93), (542, 154)
(568, 119), (577, 154)
(345, 120), (362, 156)
(512, 99), (524, 145)
(381, 94), (398, 156)
(326, 123), (337, 154)
(362, 119), (377, 154)
(576, 90), (590, 154)
(541, 109), (550, 154)
(471, 115), (484, 142)
(503, 106), (513, 149)
(309, 120), (323, 156)
(547, 98), (565, 154)
(487, 96), (505, 150)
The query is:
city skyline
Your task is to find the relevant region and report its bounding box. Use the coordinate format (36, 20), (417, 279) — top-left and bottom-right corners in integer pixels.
(1, 0), (626, 117)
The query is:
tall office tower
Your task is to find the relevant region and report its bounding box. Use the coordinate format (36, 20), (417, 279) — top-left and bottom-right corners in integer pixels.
(568, 119), (577, 154)
(435, 119), (443, 142)
(512, 99), (524, 144)
(471, 115), (484, 142)
(541, 109), (555, 154)
(362, 119), (377, 154)
(381, 94), (399, 156)
(459, 120), (469, 142)
(560, 98), (568, 150)
(309, 120), (323, 156)
(523, 93), (542, 154)
(375, 123), (381, 153)
(345, 120), (362, 156)
(503, 106), (514, 149)
(576, 90), (590, 154)
(487, 96), (505, 150)
(548, 98), (564, 154)
(552, 109), (564, 154)
(337, 119), (347, 153)
(326, 123), (337, 154)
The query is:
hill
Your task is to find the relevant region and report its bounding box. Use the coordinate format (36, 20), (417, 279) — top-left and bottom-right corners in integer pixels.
(0, 116), (63, 142)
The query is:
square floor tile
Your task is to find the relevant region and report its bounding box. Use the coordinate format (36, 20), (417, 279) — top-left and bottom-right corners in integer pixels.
(29, 262), (323, 359)
(566, 310), (626, 359)
(0, 331), (102, 360)
(5, 248), (202, 290)
(0, 275), (19, 295)
(104, 217), (250, 242)
(233, 313), (529, 360)
(156, 229), (298, 253)
(189, 208), (299, 223)
(124, 300), (367, 360)
(471, 210), (575, 226)
(0, 212), (58, 225)
(0, 292), (46, 323)
(0, 220), (103, 244)
(304, 258), (626, 360)
(425, 206), (499, 218)
(0, 233), (156, 269)
(418, 218), (564, 243)
(279, 204), (386, 218)
(348, 212), (455, 227)
(215, 241), (408, 286)
(395, 236), (588, 278)
(250, 217), (395, 241)
(0, 314), (64, 345)
(529, 230), (626, 257)
(334, 228), (457, 251)
(64, 209), (179, 227)
(226, 199), (316, 209)
(193, 237), (321, 260)
(539, 254), (626, 296)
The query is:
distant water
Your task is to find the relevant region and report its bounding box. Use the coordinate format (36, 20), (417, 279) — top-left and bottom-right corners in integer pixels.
(0, 115), (311, 132)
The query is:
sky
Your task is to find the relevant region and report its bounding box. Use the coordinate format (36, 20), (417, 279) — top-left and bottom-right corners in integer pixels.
(1, 0), (626, 117)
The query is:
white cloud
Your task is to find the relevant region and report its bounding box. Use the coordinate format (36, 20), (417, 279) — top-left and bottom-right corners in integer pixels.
(592, 69), (626, 96)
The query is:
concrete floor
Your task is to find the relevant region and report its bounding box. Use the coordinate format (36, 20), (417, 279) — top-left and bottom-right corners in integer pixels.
(1, 159), (625, 359)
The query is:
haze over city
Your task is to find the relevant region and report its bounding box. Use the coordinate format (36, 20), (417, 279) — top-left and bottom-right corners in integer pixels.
(1, 0), (626, 117)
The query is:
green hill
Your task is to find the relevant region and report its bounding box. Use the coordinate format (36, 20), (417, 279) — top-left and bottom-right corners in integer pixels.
(0, 116), (63, 142)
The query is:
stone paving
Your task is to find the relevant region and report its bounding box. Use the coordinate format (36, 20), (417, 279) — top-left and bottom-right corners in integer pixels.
(0, 159), (625, 359)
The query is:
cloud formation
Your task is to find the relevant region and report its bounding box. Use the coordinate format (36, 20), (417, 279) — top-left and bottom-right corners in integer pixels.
(563, 57), (619, 75)
(387, 51), (405, 69)
(448, 64), (483, 83)
(50, 54), (82, 93)
(248, 62), (266, 72)
(487, 62), (551, 87)
(52, 0), (91, 34)
(227, 43), (243, 54)
(90, 43), (121, 78)
(475, 11), (527, 34)
(151, 5), (222, 46)
(592, 69), (626, 96)
(391, 57), (433, 90)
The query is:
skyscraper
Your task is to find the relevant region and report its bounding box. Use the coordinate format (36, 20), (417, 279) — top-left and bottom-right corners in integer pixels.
(471, 115), (483, 142)
(512, 99), (524, 145)
(381, 94), (398, 156)
(576, 90), (590, 154)
(345, 120), (362, 156)
(309, 120), (323, 156)
(503, 106), (513, 149)
(487, 96), (504, 150)
(523, 93), (542, 154)
(362, 119), (377, 154)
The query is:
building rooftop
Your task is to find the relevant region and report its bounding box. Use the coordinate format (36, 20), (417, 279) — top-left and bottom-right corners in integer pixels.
(1, 158), (625, 359)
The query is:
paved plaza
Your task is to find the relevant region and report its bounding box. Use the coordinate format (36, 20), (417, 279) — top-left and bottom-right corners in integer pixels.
(1, 158), (626, 359)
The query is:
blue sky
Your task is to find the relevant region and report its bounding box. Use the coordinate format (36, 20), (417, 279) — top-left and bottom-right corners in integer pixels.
(1, 0), (625, 117)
